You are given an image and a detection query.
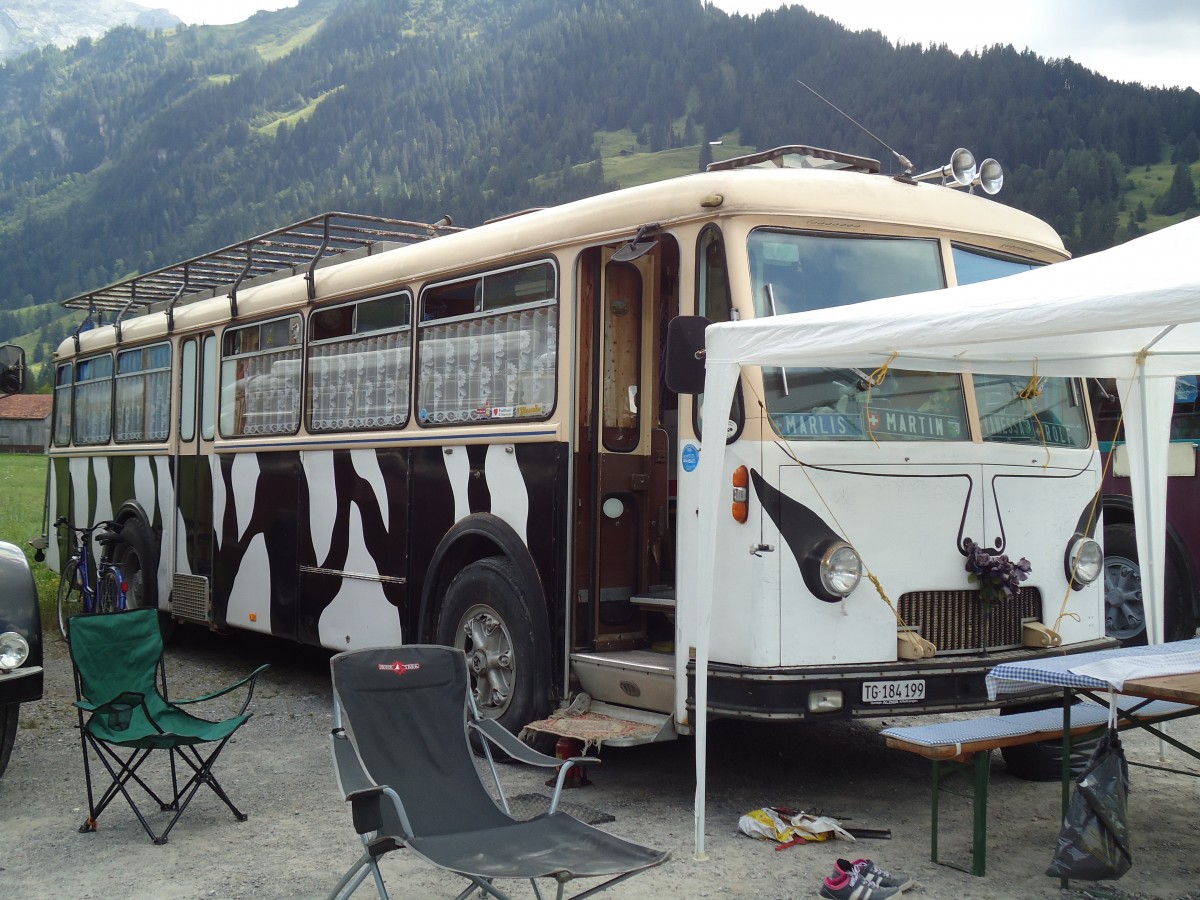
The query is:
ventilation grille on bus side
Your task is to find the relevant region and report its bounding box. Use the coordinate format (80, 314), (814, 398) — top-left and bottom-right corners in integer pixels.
(898, 588), (1042, 654)
(170, 574), (211, 622)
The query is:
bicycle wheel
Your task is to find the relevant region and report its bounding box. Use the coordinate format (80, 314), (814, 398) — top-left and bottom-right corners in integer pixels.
(98, 569), (124, 614)
(57, 559), (82, 640)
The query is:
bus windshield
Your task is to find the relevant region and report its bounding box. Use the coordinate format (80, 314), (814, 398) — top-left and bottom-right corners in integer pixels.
(749, 230), (965, 442)
(751, 233), (1089, 448)
(955, 246), (1090, 449)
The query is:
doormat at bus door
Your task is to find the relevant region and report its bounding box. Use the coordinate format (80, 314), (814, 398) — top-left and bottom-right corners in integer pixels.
(508, 793), (616, 826)
(520, 711), (661, 752)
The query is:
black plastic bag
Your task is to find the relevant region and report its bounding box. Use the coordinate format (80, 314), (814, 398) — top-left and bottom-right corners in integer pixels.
(1046, 728), (1132, 880)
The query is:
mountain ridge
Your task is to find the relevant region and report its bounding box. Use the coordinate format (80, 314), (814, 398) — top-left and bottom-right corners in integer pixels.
(0, 0), (179, 61)
(0, 0), (1196, 384)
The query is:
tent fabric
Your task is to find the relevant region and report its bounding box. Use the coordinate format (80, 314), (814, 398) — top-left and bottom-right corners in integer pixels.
(691, 216), (1200, 857)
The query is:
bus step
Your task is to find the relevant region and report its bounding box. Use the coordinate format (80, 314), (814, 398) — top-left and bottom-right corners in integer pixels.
(520, 699), (676, 749)
(570, 649), (675, 715)
(629, 589), (675, 611)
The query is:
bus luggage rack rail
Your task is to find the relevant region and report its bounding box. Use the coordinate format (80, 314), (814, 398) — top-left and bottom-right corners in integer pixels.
(61, 211), (463, 320)
(899, 587), (1042, 653)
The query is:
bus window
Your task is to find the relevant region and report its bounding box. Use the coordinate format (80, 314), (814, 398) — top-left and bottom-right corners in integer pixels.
(953, 245), (1089, 449)
(694, 225), (744, 440)
(201, 334), (217, 441)
(748, 230), (965, 442)
(309, 291), (412, 431)
(53, 362), (73, 447)
(417, 261), (557, 424)
(977, 374), (1090, 448)
(602, 262), (642, 451)
(115, 343), (171, 443)
(180, 339), (197, 442)
(220, 315), (302, 437)
(73, 354), (113, 445)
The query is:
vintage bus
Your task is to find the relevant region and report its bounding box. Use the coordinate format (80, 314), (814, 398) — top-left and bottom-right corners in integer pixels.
(1090, 376), (1200, 644)
(44, 144), (1112, 746)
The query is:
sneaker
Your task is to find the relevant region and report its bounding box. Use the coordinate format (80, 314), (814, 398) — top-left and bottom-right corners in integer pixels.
(834, 859), (914, 893)
(819, 870), (900, 900)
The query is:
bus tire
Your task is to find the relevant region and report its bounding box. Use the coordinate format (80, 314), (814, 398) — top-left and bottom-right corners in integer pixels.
(1103, 521), (1195, 646)
(434, 556), (550, 742)
(113, 517), (174, 642)
(0, 703), (17, 779)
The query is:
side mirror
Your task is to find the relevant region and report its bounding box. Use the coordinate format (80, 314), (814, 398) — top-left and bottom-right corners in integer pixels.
(0, 344), (25, 395)
(664, 316), (710, 395)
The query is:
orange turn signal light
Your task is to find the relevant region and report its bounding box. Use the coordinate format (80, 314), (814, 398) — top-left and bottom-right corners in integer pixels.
(732, 465), (749, 523)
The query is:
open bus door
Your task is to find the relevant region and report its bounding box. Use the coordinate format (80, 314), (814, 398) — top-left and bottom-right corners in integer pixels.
(568, 238), (679, 723)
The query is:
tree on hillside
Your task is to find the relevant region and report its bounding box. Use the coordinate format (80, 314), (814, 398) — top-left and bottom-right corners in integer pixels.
(1172, 132), (1200, 165)
(1154, 162), (1198, 215)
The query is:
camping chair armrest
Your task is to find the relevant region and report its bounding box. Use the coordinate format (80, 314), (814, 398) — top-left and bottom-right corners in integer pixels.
(75, 690), (146, 714)
(344, 786), (415, 841)
(173, 664), (270, 712)
(470, 717), (600, 768)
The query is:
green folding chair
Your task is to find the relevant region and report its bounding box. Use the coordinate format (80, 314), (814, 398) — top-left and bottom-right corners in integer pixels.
(69, 608), (269, 844)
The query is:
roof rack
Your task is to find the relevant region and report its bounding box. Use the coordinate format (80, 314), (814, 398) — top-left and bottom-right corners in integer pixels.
(61, 211), (464, 324)
(707, 144), (880, 174)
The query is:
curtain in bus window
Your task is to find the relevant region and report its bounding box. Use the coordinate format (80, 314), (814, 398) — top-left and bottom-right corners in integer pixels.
(310, 332), (410, 431)
(221, 317), (302, 436)
(116, 343), (171, 442)
(308, 294), (411, 432)
(73, 355), (113, 445)
(417, 305), (557, 424)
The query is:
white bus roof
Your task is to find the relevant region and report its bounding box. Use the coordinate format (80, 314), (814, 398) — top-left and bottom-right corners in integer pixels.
(59, 159), (1066, 357)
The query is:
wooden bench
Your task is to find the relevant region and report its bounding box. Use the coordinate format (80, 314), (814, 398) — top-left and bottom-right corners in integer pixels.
(881, 699), (1191, 876)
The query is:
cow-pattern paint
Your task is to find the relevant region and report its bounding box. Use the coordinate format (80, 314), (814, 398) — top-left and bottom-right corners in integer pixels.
(49, 442), (567, 654)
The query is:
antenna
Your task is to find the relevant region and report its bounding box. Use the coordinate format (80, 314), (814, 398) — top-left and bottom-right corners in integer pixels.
(796, 80), (913, 177)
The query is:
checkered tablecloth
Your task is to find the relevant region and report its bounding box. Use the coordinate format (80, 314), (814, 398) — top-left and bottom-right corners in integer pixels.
(986, 637), (1200, 700)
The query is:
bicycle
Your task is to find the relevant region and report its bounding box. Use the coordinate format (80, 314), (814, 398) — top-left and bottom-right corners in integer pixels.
(54, 517), (128, 640)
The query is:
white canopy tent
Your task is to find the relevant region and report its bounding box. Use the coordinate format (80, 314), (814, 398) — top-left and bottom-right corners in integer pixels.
(692, 216), (1200, 857)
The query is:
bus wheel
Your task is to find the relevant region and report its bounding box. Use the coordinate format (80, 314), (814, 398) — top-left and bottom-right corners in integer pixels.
(1103, 522), (1195, 646)
(0, 703), (16, 779)
(999, 701), (1099, 781)
(435, 557), (548, 738)
(114, 517), (174, 642)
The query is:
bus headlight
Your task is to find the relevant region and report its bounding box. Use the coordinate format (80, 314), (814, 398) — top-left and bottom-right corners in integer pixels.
(819, 541), (862, 599)
(1065, 536), (1103, 588)
(0, 631), (30, 671)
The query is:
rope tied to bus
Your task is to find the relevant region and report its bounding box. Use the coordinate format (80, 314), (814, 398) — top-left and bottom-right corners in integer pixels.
(1016, 360), (1053, 468)
(863, 352), (899, 449)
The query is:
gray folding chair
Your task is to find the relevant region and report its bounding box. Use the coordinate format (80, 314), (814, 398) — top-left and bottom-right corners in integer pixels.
(327, 645), (668, 900)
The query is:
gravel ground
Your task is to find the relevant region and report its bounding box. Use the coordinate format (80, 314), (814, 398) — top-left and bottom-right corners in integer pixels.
(2, 625), (1200, 900)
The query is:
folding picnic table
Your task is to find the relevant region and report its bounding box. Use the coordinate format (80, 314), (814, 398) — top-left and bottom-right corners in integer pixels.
(986, 637), (1200, 882)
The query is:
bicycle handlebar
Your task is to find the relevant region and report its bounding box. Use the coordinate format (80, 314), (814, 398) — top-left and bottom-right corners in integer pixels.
(54, 517), (121, 537)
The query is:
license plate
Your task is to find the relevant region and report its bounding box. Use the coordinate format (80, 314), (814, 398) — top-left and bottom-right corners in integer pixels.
(862, 679), (925, 704)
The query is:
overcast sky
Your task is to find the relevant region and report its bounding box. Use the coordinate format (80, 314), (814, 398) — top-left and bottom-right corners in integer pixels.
(161, 0), (1198, 91)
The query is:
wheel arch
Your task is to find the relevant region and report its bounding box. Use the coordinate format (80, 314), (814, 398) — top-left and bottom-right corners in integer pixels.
(418, 513), (551, 651)
(1101, 492), (1200, 624)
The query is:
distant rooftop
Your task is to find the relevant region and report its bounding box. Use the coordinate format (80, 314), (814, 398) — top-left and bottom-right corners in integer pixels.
(0, 393), (52, 420)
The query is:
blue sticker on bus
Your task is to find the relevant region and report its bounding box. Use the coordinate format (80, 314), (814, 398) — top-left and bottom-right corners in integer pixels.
(681, 443), (699, 472)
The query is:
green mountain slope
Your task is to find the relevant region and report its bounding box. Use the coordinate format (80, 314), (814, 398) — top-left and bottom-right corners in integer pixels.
(0, 0), (1197, 379)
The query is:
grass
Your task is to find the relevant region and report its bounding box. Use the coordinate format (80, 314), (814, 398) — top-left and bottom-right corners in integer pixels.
(0, 453), (59, 629)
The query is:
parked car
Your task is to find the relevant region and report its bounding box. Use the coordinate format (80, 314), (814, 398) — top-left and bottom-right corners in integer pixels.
(0, 540), (42, 778)
(0, 343), (40, 779)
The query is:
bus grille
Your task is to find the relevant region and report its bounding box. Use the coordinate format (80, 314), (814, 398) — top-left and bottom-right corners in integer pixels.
(898, 588), (1042, 654)
(170, 574), (211, 623)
